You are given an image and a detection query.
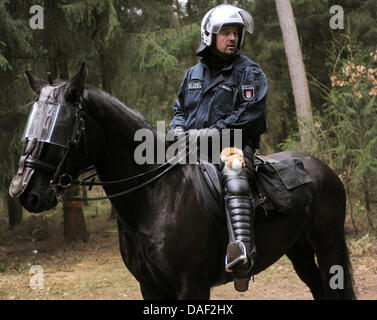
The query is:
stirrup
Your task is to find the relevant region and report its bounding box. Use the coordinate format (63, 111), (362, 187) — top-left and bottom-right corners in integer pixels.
(225, 241), (248, 272)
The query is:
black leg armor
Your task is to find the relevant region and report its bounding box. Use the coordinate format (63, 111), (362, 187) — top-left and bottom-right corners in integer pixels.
(221, 153), (256, 292)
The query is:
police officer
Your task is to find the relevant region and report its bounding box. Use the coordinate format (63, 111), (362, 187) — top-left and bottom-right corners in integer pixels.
(170, 4), (268, 292)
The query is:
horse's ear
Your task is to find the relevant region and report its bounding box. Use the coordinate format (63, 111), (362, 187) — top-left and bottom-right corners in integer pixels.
(65, 62), (87, 100)
(25, 71), (47, 93)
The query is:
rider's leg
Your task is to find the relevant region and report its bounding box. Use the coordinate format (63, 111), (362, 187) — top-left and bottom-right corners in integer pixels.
(220, 149), (256, 292)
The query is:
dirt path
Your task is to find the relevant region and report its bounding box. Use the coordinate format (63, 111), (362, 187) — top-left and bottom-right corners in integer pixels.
(0, 218), (376, 300)
(211, 254), (377, 300)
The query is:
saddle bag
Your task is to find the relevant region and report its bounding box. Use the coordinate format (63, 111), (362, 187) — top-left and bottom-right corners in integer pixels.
(254, 156), (313, 212)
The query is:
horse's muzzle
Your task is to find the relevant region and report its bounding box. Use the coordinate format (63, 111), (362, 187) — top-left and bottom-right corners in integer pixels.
(19, 188), (57, 213)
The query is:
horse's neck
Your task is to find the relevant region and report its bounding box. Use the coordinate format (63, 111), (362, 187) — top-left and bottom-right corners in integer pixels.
(85, 89), (186, 229)
(85, 90), (158, 180)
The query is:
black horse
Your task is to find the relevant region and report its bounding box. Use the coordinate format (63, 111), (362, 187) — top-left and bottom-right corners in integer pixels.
(13, 64), (356, 299)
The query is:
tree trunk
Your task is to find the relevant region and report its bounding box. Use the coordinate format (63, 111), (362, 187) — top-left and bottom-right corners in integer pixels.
(7, 153), (22, 229)
(48, 43), (58, 79)
(7, 194), (23, 230)
(1, 192), (7, 212)
(275, 0), (314, 148)
(56, 51), (89, 241)
(100, 51), (112, 94)
(109, 204), (117, 220)
(63, 185), (89, 242)
(81, 185), (88, 207)
(56, 50), (69, 79)
(345, 181), (358, 235)
(362, 174), (374, 232)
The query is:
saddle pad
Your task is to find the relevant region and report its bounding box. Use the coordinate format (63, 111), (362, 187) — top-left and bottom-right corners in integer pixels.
(198, 163), (225, 224)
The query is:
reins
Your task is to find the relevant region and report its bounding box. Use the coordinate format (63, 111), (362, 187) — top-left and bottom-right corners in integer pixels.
(64, 161), (179, 201)
(63, 134), (196, 202)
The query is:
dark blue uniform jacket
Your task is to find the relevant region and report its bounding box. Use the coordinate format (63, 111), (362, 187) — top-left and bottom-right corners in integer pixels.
(170, 55), (268, 142)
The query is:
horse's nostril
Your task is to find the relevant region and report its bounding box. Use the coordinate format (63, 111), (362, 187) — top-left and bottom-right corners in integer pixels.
(20, 189), (55, 213)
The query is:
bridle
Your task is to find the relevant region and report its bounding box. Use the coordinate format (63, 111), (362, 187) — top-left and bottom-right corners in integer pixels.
(23, 96), (87, 197)
(22, 91), (189, 202)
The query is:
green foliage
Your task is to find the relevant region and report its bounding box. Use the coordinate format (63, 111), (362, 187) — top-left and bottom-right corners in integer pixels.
(325, 46), (377, 178)
(105, 0), (121, 44)
(283, 45), (377, 175)
(58, 1), (89, 27)
(0, 41), (12, 71)
(281, 43), (377, 232)
(0, 54), (12, 72)
(139, 33), (179, 70)
(112, 22), (201, 124)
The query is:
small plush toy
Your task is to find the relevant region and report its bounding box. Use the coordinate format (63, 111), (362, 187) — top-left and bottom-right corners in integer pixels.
(220, 147), (245, 171)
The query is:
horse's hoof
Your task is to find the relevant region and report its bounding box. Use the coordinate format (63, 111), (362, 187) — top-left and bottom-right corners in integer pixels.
(234, 278), (249, 292)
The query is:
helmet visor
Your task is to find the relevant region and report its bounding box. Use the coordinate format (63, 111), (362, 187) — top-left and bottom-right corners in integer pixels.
(22, 101), (78, 147)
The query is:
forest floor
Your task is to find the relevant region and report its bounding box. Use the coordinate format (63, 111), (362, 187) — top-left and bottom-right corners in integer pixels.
(0, 206), (376, 300)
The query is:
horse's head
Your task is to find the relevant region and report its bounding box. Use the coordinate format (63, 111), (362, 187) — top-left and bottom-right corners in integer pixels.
(10, 63), (104, 212)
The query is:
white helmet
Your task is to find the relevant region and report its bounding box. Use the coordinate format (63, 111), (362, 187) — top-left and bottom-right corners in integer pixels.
(196, 4), (254, 56)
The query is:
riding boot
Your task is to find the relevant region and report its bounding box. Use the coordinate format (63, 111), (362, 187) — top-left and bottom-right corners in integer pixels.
(222, 167), (256, 292)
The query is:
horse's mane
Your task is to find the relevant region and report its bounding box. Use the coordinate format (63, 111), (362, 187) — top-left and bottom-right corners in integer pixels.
(84, 85), (155, 132)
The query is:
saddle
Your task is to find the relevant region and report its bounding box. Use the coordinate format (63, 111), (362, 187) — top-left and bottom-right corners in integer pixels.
(197, 155), (313, 225)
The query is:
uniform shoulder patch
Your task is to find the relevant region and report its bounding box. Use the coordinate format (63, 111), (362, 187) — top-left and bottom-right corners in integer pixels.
(188, 80), (203, 90)
(241, 85), (255, 100)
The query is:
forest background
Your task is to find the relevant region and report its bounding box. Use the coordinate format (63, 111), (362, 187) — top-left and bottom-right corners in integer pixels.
(0, 0), (376, 239)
